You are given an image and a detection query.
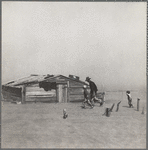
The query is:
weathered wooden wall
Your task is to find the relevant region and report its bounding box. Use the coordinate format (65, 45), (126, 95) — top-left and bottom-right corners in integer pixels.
(2, 75), (105, 103)
(2, 85), (22, 101)
(49, 76), (87, 102)
(68, 80), (85, 102)
(25, 84), (56, 102)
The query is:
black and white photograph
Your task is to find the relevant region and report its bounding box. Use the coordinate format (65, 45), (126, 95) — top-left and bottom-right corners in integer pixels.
(1, 1), (147, 149)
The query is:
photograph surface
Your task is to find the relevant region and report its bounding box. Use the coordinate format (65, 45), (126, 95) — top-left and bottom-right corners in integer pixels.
(2, 2), (147, 148)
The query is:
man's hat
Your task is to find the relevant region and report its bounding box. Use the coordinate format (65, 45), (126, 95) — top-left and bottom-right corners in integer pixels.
(85, 77), (91, 81)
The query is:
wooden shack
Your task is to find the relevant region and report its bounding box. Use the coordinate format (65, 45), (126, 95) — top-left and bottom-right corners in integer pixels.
(2, 74), (89, 103)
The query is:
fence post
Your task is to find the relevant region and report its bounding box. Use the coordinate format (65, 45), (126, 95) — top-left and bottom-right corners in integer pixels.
(110, 103), (115, 112)
(67, 81), (70, 103)
(137, 98), (140, 111)
(116, 101), (121, 112)
(21, 85), (26, 104)
(106, 108), (111, 117)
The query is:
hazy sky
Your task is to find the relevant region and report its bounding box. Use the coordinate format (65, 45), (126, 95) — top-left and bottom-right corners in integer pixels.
(2, 2), (146, 91)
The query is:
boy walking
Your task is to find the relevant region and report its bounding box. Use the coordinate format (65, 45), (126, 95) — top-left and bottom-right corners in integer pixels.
(82, 85), (93, 108)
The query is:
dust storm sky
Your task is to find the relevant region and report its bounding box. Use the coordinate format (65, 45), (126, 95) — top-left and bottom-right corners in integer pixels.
(2, 2), (146, 91)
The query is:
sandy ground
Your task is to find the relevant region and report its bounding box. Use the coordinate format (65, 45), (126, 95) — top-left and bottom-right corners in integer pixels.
(2, 93), (146, 148)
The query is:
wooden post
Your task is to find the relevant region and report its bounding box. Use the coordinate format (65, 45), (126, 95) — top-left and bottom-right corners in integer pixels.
(62, 84), (67, 103)
(56, 82), (68, 103)
(56, 84), (59, 102)
(116, 101), (121, 112)
(106, 108), (111, 117)
(103, 92), (105, 102)
(67, 81), (70, 103)
(56, 84), (63, 103)
(137, 98), (140, 111)
(21, 85), (26, 104)
(110, 103), (115, 112)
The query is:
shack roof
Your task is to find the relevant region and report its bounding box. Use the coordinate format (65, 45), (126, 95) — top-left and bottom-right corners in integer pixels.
(4, 74), (88, 87)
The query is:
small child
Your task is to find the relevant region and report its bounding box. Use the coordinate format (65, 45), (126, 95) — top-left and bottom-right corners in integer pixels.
(126, 91), (134, 108)
(82, 85), (93, 108)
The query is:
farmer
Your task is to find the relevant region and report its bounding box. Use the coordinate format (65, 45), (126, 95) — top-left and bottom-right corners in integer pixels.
(82, 85), (93, 108)
(85, 77), (103, 106)
(126, 91), (134, 108)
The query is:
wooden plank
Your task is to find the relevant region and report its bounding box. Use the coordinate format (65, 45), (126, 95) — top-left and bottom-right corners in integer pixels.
(69, 80), (84, 87)
(26, 91), (55, 96)
(70, 91), (83, 95)
(26, 93), (55, 96)
(69, 86), (84, 88)
(26, 86), (56, 97)
(26, 86), (45, 92)
(70, 92), (84, 95)
(58, 76), (69, 81)
(70, 93), (84, 95)
(27, 95), (55, 97)
(69, 95), (84, 99)
(10, 95), (22, 101)
(26, 96), (57, 102)
(69, 93), (85, 102)
(56, 80), (67, 84)
(63, 85), (67, 102)
(67, 81), (70, 102)
(2, 90), (22, 98)
(2, 92), (21, 101)
(21, 85), (26, 104)
(2, 94), (15, 100)
(26, 83), (39, 87)
(11, 75), (42, 86)
(2, 86), (22, 96)
(69, 87), (83, 92)
(44, 78), (57, 82)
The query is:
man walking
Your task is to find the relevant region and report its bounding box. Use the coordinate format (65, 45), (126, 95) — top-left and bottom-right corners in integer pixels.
(85, 77), (103, 106)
